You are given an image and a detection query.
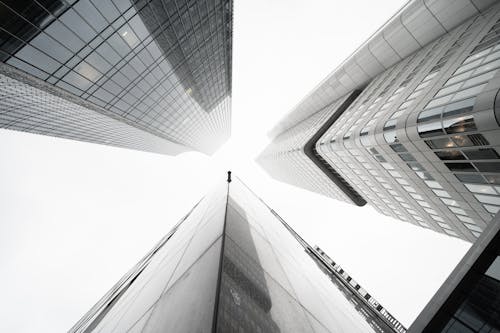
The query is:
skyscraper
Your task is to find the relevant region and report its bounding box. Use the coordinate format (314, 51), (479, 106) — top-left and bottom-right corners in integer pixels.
(258, 0), (500, 242)
(70, 174), (403, 333)
(409, 211), (500, 332)
(0, 0), (233, 155)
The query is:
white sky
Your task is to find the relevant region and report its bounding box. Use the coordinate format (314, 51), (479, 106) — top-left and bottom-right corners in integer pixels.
(0, 0), (472, 332)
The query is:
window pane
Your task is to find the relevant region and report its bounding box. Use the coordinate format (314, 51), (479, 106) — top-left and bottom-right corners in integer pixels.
(418, 107), (443, 122)
(474, 194), (500, 205)
(60, 8), (96, 42)
(463, 148), (500, 160)
(30, 32), (73, 63)
(44, 19), (84, 52)
(442, 97), (475, 118)
(464, 183), (496, 195)
(443, 115), (476, 134)
(435, 150), (466, 160)
(474, 162), (500, 172)
(418, 121), (443, 138)
(445, 162), (475, 172)
(14, 44), (60, 74)
(425, 138), (456, 149)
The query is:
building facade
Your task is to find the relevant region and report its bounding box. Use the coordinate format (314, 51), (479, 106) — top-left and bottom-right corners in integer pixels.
(0, 0), (233, 155)
(312, 246), (406, 333)
(70, 175), (403, 332)
(409, 211), (500, 332)
(258, 0), (500, 242)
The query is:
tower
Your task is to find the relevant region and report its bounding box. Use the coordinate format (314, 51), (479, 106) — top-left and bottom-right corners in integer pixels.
(70, 174), (403, 332)
(0, 0), (233, 155)
(258, 0), (500, 242)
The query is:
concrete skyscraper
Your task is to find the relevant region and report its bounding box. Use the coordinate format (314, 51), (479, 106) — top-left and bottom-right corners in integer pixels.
(258, 0), (500, 242)
(0, 0), (233, 155)
(70, 174), (403, 333)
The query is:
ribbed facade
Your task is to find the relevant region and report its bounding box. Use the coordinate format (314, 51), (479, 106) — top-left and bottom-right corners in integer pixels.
(258, 0), (500, 242)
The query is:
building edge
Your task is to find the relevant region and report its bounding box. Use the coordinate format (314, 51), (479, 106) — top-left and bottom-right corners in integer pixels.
(408, 212), (500, 332)
(303, 89), (367, 206)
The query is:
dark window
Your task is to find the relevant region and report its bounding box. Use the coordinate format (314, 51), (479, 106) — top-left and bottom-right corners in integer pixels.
(468, 134), (490, 146)
(390, 144), (406, 153)
(463, 148), (500, 160)
(435, 150), (466, 160)
(474, 162), (500, 173)
(445, 162), (475, 172)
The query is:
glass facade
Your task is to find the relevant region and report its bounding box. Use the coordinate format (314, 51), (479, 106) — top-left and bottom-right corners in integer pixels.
(0, 0), (233, 155)
(411, 215), (500, 333)
(71, 177), (401, 332)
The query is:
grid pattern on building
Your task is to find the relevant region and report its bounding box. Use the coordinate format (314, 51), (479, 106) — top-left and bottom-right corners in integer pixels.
(71, 177), (400, 333)
(417, 17), (500, 232)
(0, 72), (188, 154)
(267, 0), (496, 139)
(314, 6), (500, 242)
(0, 0), (233, 154)
(257, 95), (352, 203)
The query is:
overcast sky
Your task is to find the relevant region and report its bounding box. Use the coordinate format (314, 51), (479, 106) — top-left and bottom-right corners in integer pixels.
(0, 0), (471, 332)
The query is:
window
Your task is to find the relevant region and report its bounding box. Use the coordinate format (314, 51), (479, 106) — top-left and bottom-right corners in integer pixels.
(455, 173), (486, 184)
(474, 194), (500, 205)
(442, 97), (475, 117)
(435, 150), (466, 160)
(433, 189), (452, 198)
(418, 121), (443, 137)
(445, 162), (475, 172)
(431, 215), (445, 222)
(390, 144), (406, 152)
(425, 180), (443, 189)
(452, 134), (489, 147)
(475, 162), (500, 172)
(463, 148), (500, 160)
(438, 222), (451, 229)
(410, 193), (424, 200)
(383, 130), (397, 143)
(443, 115), (476, 134)
(457, 215), (474, 223)
(399, 153), (416, 161)
(484, 204), (500, 214)
(464, 183), (496, 195)
(464, 223), (482, 232)
(426, 138), (456, 149)
(449, 207), (467, 215)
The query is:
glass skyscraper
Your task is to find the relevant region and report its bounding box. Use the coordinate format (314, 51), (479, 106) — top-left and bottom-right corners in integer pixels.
(70, 174), (403, 332)
(258, 0), (500, 242)
(0, 0), (233, 155)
